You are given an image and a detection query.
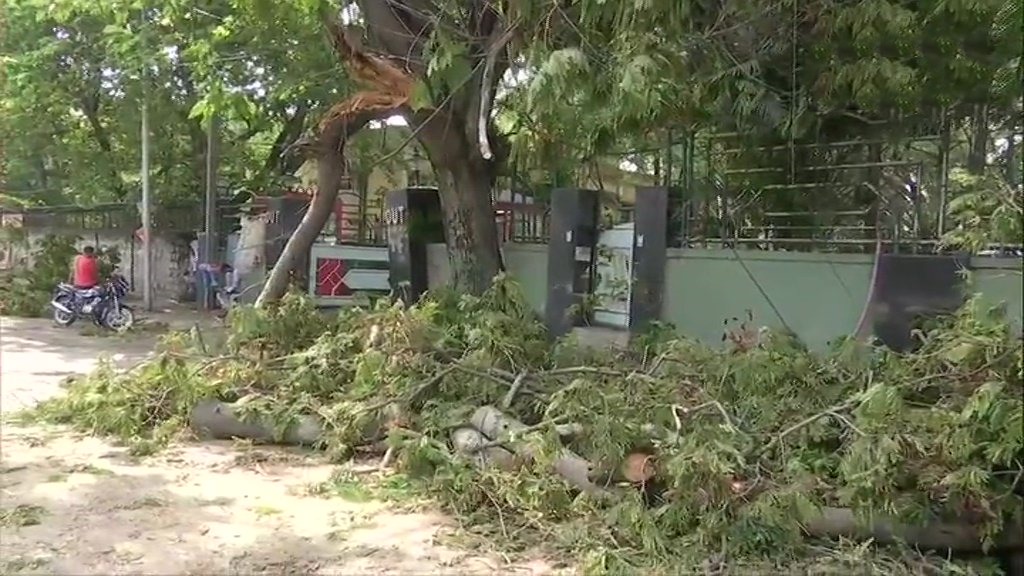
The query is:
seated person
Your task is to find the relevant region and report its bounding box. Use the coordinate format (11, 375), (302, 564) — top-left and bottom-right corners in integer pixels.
(69, 246), (101, 296)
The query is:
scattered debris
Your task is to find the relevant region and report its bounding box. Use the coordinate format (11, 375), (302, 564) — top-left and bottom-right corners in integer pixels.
(0, 504), (46, 527)
(29, 278), (1024, 573)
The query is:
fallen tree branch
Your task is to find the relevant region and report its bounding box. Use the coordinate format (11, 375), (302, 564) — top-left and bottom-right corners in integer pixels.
(673, 401), (738, 433)
(189, 400), (323, 446)
(760, 401), (859, 455)
(802, 506), (1024, 553)
(470, 405), (613, 498)
(501, 371), (528, 409)
(450, 426), (519, 470)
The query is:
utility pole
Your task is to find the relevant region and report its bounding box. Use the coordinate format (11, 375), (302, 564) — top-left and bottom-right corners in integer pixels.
(140, 85), (153, 311)
(139, 4), (153, 312)
(201, 113), (220, 310)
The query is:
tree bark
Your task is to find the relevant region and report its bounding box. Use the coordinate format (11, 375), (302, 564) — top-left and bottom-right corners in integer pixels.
(470, 406), (612, 498)
(436, 162), (504, 294)
(255, 104), (397, 306)
(967, 103), (989, 175)
(409, 111), (505, 294)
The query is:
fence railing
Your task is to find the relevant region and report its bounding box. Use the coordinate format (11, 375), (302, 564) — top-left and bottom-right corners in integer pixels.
(496, 201), (548, 244)
(5, 190), (976, 256)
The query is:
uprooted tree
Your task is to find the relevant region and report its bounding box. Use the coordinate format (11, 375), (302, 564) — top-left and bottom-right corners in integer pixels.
(255, 0), (722, 304)
(257, 0), (513, 304)
(255, 0), (1023, 305)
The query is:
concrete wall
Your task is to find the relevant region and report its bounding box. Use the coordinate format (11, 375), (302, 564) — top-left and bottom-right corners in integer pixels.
(663, 249), (874, 350)
(973, 260), (1023, 329)
(425, 241), (1023, 350)
(0, 228), (188, 300)
(427, 242), (548, 315)
(663, 250), (1022, 350)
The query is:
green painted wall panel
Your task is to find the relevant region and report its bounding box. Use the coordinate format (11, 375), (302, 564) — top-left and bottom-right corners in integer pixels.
(432, 242), (1020, 349)
(663, 249), (873, 350)
(503, 243), (548, 315)
(973, 263), (1023, 330)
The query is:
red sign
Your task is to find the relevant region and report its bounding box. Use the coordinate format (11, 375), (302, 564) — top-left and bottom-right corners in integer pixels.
(315, 257), (352, 297)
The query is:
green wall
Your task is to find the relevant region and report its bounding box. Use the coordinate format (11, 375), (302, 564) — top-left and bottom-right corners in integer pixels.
(431, 243), (1022, 350)
(662, 250), (1022, 350)
(973, 261), (1023, 329)
(504, 244), (548, 314)
(427, 242), (549, 315)
(663, 250), (874, 350)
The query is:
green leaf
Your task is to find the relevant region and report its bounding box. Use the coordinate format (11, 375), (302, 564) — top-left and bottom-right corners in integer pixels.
(943, 341), (974, 364)
(408, 80), (433, 111)
(188, 99), (210, 120)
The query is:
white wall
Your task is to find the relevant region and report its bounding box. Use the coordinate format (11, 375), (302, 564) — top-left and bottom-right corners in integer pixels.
(0, 229), (188, 300)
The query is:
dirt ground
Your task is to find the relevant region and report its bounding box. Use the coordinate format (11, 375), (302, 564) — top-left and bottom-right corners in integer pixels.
(0, 314), (559, 575)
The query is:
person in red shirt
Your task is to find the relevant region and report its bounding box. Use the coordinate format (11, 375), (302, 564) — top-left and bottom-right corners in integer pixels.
(70, 246), (100, 289)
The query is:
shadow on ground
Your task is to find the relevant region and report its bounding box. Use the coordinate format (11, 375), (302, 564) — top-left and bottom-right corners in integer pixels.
(0, 312), (557, 575)
(0, 425), (556, 575)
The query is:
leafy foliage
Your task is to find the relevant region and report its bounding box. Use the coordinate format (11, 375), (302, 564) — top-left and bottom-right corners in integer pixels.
(1, 0), (342, 207)
(943, 168), (1024, 251)
(31, 278), (1024, 573)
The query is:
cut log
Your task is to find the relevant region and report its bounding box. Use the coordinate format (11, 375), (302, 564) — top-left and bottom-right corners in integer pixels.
(803, 506), (1024, 553)
(619, 452), (657, 484)
(189, 400), (323, 446)
(588, 450), (658, 488)
(449, 427), (520, 471)
(469, 405), (611, 497)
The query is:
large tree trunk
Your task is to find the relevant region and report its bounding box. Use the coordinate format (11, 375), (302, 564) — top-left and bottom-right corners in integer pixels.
(398, 128), (504, 295)
(407, 101), (506, 295)
(432, 154), (503, 294)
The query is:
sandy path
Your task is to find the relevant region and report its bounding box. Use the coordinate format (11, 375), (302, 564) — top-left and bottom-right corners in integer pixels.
(0, 316), (558, 575)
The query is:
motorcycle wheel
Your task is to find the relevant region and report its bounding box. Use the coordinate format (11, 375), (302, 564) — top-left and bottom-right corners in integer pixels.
(52, 295), (77, 327)
(103, 305), (135, 332)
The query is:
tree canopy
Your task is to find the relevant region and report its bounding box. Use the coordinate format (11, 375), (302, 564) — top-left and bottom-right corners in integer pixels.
(1, 0), (1020, 292)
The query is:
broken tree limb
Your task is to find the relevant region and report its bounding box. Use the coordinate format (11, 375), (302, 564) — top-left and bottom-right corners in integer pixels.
(450, 426), (519, 471)
(476, 23), (517, 161)
(469, 405), (611, 497)
(802, 506), (1024, 553)
(254, 100), (398, 306)
(500, 371), (528, 409)
(189, 400), (323, 446)
(256, 13), (416, 307)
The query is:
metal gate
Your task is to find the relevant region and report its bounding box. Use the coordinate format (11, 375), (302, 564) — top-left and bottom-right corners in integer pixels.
(592, 223), (634, 329)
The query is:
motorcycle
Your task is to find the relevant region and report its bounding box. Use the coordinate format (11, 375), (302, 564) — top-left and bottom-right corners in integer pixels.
(213, 286), (239, 320)
(51, 273), (135, 331)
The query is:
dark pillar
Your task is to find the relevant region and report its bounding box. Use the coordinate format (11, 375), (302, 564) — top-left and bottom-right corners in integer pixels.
(871, 253), (969, 351)
(629, 186), (669, 334)
(385, 187), (443, 304)
(544, 188), (601, 339)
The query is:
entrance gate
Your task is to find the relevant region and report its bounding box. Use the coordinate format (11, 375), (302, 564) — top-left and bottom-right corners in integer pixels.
(543, 187), (671, 339)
